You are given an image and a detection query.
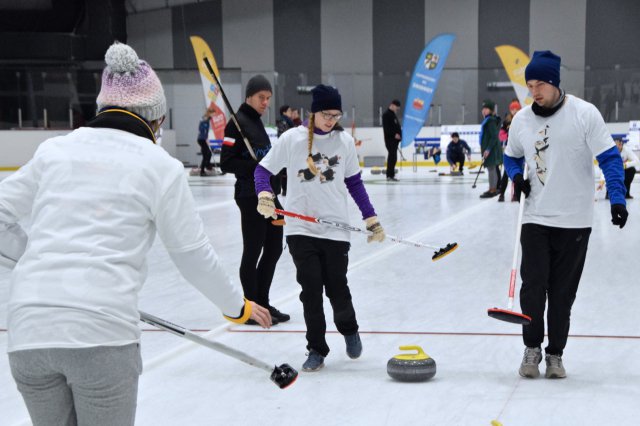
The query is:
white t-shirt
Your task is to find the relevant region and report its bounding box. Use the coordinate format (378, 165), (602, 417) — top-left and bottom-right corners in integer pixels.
(506, 95), (615, 228)
(260, 126), (361, 242)
(0, 127), (244, 352)
(620, 144), (640, 170)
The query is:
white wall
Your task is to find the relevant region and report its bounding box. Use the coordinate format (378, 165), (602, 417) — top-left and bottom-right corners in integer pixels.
(0, 130), (176, 169)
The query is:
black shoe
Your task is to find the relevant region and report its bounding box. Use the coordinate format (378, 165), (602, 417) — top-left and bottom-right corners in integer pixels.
(386, 177), (399, 182)
(479, 191), (497, 199)
(626, 194), (633, 199)
(269, 306), (290, 323)
(498, 194), (505, 202)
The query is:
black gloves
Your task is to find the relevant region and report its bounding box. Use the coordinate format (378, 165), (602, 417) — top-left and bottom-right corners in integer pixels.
(513, 174), (531, 201)
(611, 204), (628, 228)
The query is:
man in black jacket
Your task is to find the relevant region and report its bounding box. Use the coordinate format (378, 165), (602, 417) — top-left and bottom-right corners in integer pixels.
(382, 99), (402, 181)
(221, 75), (289, 325)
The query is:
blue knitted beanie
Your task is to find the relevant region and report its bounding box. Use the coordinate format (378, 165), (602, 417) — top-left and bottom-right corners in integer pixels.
(525, 50), (561, 88)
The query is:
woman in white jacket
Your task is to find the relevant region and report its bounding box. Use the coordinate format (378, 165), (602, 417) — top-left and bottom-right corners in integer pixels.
(0, 42), (270, 426)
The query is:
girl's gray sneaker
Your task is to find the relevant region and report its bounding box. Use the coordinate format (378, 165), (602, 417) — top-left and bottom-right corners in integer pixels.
(545, 354), (566, 378)
(519, 347), (542, 378)
(302, 350), (325, 372)
(345, 332), (362, 359)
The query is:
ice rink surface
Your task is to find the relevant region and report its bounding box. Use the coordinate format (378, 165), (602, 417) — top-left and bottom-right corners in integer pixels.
(1, 166), (639, 426)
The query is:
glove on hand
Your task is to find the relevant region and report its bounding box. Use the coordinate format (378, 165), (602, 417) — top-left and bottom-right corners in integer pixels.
(257, 191), (276, 219)
(365, 216), (385, 243)
(513, 173), (531, 201)
(611, 204), (628, 229)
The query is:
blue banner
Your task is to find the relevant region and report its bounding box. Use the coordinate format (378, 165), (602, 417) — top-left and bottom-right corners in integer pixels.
(401, 33), (456, 148)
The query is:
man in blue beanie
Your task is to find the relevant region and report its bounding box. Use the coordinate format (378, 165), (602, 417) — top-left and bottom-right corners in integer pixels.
(503, 50), (628, 380)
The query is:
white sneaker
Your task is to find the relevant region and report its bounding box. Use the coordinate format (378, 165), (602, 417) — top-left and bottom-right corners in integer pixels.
(545, 354), (566, 379)
(519, 347), (542, 378)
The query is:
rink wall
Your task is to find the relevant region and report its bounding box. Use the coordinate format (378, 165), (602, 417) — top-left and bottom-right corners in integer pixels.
(0, 123), (630, 170)
(0, 130), (177, 170)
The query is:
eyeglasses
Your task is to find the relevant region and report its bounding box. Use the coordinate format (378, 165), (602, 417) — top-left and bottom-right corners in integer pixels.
(320, 111), (342, 121)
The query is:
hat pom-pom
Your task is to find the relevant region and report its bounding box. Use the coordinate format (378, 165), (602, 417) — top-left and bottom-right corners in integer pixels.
(105, 42), (139, 73)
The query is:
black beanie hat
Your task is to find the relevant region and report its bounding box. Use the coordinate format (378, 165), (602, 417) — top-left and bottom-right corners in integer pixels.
(311, 84), (342, 113)
(245, 74), (272, 98)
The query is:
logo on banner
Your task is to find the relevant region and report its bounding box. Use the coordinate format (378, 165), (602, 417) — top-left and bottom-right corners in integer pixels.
(412, 99), (425, 110)
(423, 52), (440, 70)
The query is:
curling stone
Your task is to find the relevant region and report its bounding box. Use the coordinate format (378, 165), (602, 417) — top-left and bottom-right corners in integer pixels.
(371, 167), (382, 175)
(387, 345), (436, 382)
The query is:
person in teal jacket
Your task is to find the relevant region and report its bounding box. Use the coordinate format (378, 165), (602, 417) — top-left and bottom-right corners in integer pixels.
(479, 99), (503, 198)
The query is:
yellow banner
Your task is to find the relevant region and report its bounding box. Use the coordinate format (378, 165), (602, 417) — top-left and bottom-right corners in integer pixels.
(495, 45), (533, 106)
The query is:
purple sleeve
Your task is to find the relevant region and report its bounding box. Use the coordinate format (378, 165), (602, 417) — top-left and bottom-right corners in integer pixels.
(344, 172), (376, 219)
(254, 164), (274, 195)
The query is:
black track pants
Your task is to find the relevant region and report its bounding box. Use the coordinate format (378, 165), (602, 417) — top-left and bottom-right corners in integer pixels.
(385, 140), (399, 178)
(519, 224), (591, 356)
(625, 167), (635, 196)
(287, 235), (358, 357)
(498, 168), (509, 196)
(236, 196), (283, 307)
(197, 139), (212, 172)
(449, 151), (466, 172)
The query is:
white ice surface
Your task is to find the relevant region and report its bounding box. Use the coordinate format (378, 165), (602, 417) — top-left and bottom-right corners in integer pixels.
(1, 167), (639, 426)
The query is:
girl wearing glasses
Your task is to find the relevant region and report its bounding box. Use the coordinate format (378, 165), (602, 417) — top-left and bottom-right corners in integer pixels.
(253, 84), (385, 372)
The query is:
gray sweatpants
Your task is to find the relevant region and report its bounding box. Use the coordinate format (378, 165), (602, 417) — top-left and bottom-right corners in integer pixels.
(488, 165), (499, 190)
(9, 343), (142, 426)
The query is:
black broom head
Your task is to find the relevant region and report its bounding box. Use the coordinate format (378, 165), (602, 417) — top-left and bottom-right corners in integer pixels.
(432, 242), (458, 261)
(270, 363), (298, 389)
(487, 308), (531, 325)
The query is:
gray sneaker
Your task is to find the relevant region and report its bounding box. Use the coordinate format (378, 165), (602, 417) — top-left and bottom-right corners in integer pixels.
(344, 332), (362, 359)
(302, 350), (325, 372)
(519, 347), (542, 378)
(545, 354), (567, 379)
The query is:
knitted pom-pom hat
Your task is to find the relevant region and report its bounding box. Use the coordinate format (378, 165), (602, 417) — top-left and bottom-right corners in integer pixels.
(96, 42), (166, 122)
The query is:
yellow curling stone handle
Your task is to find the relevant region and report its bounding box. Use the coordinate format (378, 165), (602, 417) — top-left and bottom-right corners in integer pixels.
(393, 345), (430, 361)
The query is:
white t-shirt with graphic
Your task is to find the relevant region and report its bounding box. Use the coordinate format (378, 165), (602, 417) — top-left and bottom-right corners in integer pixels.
(506, 95), (614, 228)
(259, 126), (361, 242)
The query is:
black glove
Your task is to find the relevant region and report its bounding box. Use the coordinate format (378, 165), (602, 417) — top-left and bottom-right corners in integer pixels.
(513, 173), (531, 201)
(611, 204), (628, 228)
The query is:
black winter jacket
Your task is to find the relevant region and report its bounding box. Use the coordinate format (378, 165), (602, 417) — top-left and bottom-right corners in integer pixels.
(221, 103), (281, 198)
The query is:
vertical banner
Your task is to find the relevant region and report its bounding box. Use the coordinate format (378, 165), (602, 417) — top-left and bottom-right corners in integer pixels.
(190, 36), (227, 141)
(495, 45), (533, 107)
(401, 33), (456, 148)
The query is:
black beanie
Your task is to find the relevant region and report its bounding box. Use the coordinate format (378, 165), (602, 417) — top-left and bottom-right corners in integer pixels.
(245, 75), (272, 98)
(311, 84), (342, 113)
